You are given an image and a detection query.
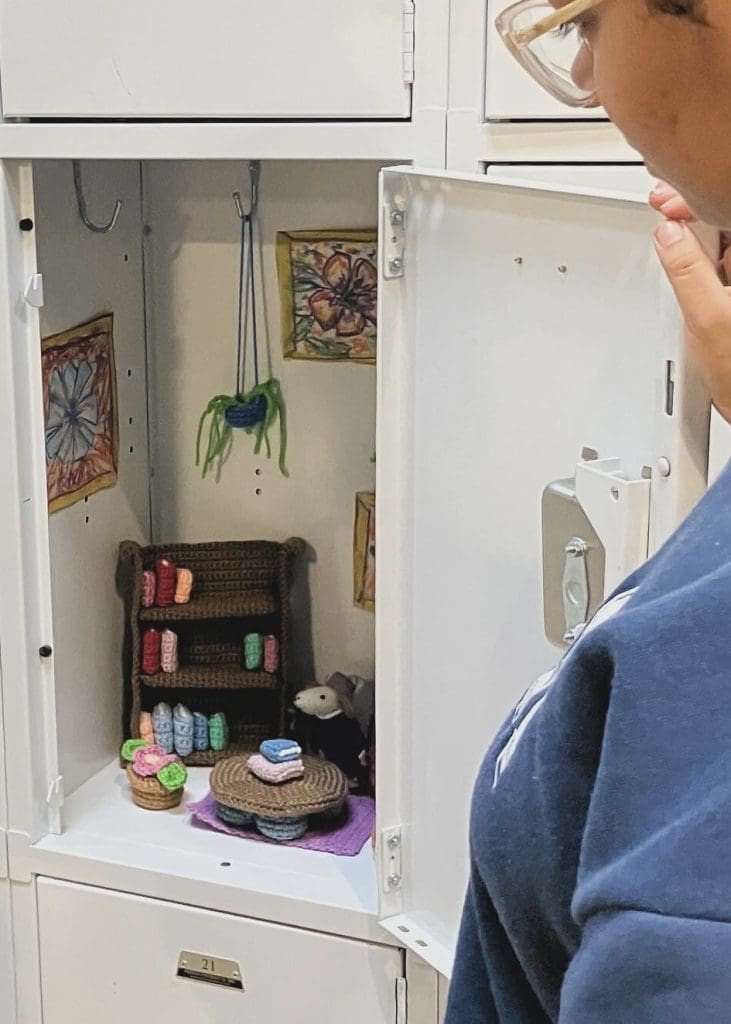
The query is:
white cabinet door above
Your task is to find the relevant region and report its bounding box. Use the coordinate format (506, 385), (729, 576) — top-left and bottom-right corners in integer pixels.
(0, 0), (412, 119)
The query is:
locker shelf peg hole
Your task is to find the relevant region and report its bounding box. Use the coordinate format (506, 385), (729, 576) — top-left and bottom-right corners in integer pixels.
(558, 265), (568, 274)
(514, 256), (523, 265)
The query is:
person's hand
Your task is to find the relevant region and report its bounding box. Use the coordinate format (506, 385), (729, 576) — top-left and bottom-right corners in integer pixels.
(650, 181), (731, 425)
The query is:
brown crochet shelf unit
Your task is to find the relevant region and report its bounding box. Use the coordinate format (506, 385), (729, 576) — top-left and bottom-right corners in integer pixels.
(118, 538), (305, 766)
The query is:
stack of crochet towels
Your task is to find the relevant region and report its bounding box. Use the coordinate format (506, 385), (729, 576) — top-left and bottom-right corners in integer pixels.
(248, 739), (304, 783)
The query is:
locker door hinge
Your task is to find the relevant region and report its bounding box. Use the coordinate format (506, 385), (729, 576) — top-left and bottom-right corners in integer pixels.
(382, 201), (406, 279)
(402, 1), (415, 84)
(23, 273), (44, 309)
(396, 977), (408, 1024)
(382, 826), (403, 893)
(46, 774), (64, 811)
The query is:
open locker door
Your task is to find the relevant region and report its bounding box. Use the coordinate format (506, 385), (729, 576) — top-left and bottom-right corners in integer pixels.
(375, 168), (711, 976)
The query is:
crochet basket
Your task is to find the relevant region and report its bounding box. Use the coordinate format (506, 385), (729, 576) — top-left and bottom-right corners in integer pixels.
(225, 395), (267, 429)
(210, 755), (348, 819)
(126, 766), (184, 811)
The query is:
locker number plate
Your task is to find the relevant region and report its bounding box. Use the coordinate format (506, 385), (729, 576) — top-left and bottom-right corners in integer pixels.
(177, 951), (243, 990)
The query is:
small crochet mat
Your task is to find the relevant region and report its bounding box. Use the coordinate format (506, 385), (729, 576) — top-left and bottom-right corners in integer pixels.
(189, 791), (375, 856)
(210, 754), (348, 818)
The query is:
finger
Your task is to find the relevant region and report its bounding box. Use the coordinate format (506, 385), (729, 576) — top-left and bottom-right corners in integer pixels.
(653, 221), (731, 336)
(649, 181), (695, 221)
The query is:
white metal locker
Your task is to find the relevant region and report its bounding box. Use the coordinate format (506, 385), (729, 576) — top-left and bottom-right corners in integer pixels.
(0, 0), (412, 120)
(375, 167), (711, 975)
(37, 878), (404, 1024)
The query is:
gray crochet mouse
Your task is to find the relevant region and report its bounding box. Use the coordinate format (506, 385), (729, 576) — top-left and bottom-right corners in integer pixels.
(294, 680), (367, 786)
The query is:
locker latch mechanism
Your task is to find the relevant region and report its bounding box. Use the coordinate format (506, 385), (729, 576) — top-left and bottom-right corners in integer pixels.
(562, 537), (589, 645)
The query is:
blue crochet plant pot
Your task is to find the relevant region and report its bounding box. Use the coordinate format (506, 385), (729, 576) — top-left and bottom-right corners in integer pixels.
(225, 395), (267, 429)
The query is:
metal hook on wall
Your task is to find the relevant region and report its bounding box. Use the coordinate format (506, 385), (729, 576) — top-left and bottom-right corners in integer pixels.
(232, 161), (261, 221)
(72, 161), (122, 234)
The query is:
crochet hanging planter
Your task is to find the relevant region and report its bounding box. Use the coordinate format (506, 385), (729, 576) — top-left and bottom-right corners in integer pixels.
(196, 162), (288, 480)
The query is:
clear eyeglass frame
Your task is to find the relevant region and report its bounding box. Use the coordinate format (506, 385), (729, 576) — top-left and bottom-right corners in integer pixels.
(494, 0), (606, 109)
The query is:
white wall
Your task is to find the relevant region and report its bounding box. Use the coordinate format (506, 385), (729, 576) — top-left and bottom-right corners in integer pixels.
(35, 160), (150, 796)
(144, 161), (381, 682)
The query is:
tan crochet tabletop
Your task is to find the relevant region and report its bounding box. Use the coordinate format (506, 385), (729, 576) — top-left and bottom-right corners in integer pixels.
(210, 755), (348, 818)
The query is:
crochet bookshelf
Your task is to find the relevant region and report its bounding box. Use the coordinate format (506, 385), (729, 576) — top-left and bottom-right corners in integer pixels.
(118, 538), (305, 766)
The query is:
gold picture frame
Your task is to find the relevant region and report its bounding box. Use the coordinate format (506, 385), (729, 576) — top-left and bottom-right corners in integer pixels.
(276, 230), (377, 362)
(353, 491), (376, 611)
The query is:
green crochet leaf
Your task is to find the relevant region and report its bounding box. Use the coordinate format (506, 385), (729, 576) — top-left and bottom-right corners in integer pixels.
(195, 378), (288, 480)
(156, 762), (188, 791)
(121, 739), (148, 762)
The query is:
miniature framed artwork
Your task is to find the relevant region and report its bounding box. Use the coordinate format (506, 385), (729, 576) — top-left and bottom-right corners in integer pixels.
(353, 491), (376, 611)
(276, 230), (377, 362)
(42, 314), (119, 514)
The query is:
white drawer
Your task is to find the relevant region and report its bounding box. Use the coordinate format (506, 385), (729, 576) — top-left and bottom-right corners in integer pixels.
(37, 878), (402, 1024)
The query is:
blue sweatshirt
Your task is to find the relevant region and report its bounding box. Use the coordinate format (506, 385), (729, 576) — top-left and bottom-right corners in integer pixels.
(445, 462), (731, 1023)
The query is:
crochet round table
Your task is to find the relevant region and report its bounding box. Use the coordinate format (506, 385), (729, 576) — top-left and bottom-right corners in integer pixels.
(210, 754), (348, 819)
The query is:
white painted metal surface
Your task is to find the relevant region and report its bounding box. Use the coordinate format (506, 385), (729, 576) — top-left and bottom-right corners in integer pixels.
(144, 160), (378, 679)
(37, 877), (402, 1024)
(32, 761), (383, 943)
(0, 0), (410, 120)
(0, 162), (61, 844)
(485, 163), (651, 196)
(34, 161), (151, 799)
(376, 168), (709, 974)
(0, 881), (15, 1023)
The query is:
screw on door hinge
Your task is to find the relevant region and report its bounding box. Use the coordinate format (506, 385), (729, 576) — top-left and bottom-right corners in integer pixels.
(39, 644), (53, 658)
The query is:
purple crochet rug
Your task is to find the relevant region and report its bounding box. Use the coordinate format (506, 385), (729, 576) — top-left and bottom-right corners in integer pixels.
(188, 792), (375, 856)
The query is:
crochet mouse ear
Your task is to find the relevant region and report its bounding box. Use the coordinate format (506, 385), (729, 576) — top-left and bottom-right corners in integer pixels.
(325, 672), (355, 700)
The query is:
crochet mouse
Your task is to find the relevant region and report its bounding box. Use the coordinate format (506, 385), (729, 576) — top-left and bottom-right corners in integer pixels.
(294, 677), (367, 787)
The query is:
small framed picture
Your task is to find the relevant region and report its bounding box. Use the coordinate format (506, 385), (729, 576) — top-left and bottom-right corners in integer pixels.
(276, 230), (377, 362)
(353, 491), (376, 611)
(41, 314), (119, 514)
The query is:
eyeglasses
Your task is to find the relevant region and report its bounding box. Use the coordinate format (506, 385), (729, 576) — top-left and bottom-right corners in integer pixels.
(495, 0), (605, 108)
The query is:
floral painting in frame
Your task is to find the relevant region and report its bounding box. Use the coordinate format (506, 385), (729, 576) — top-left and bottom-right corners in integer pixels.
(353, 491), (376, 611)
(276, 230), (377, 362)
(42, 314), (119, 514)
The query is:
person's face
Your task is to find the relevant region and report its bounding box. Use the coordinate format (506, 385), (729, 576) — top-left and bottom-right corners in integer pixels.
(586, 0), (731, 225)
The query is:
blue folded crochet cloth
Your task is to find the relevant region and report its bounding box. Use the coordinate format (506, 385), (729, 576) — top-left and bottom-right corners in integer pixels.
(260, 738), (303, 764)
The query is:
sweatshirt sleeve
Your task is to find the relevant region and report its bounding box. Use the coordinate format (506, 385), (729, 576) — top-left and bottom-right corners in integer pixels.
(559, 579), (731, 1022)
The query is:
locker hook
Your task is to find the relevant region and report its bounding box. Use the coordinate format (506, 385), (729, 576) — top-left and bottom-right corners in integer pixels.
(232, 161), (261, 220)
(72, 161), (122, 234)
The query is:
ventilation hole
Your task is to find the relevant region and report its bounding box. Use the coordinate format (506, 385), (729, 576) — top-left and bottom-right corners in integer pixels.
(610, 487), (620, 502)
(128, 417), (133, 425)
(84, 515), (90, 524)
(129, 445), (135, 454)
(255, 468), (262, 476)
(84, 496), (89, 504)
(397, 925), (410, 934)
(123, 253), (129, 262)
(415, 940), (428, 948)
(127, 369), (132, 378)
(255, 488), (262, 496)
(220, 861), (231, 868)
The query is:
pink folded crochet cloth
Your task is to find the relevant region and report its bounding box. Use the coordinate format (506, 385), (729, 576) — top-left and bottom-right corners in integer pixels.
(247, 753), (304, 783)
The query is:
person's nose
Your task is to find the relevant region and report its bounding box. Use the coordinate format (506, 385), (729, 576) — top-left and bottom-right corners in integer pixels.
(571, 40), (595, 92)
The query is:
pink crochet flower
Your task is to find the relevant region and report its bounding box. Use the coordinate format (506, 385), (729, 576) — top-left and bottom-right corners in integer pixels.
(133, 744), (176, 777)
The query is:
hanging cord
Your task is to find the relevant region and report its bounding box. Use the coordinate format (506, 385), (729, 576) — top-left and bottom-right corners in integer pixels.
(196, 161), (288, 478)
